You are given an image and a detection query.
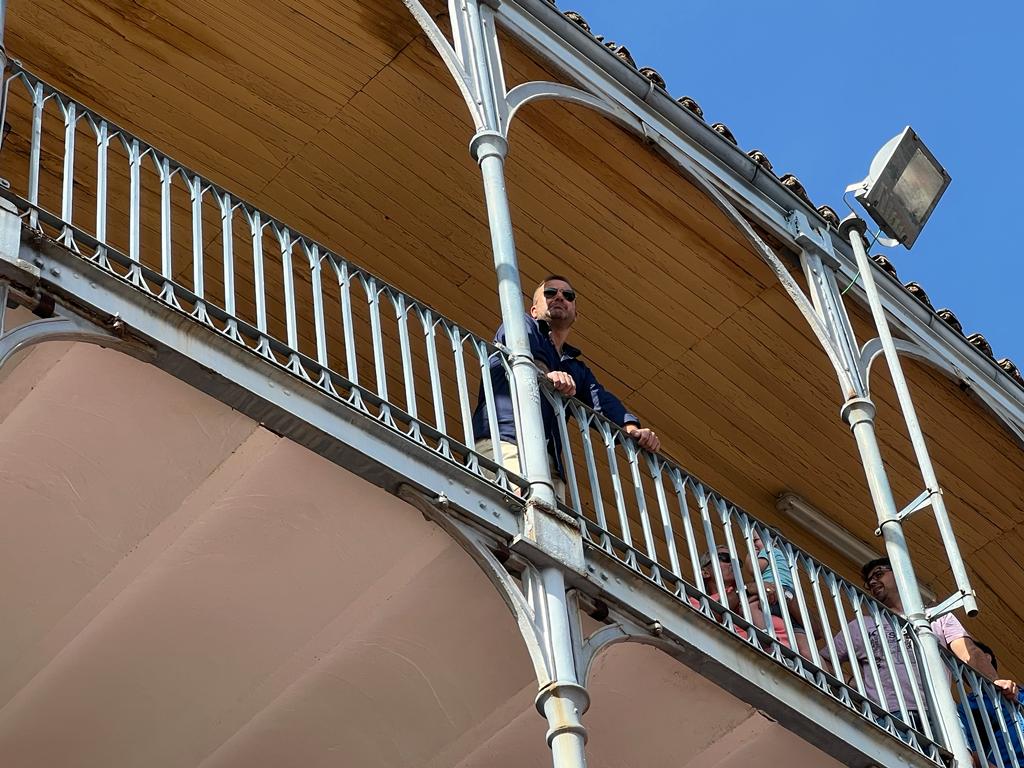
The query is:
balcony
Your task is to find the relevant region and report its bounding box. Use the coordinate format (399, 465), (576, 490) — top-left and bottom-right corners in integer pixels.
(1, 55), (1022, 768)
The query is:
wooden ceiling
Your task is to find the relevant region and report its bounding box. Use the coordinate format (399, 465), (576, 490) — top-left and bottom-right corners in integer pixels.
(5, 0), (1023, 676)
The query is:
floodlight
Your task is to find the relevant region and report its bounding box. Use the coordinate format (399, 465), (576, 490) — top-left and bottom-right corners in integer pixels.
(848, 127), (950, 249)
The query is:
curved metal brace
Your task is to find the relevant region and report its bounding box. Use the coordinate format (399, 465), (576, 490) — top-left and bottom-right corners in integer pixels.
(396, 484), (557, 687)
(399, 0), (486, 131)
(672, 161), (860, 398)
(496, 77), (859, 398)
(504, 81), (638, 139)
(858, 336), (935, 395)
(570, 606), (693, 688)
(0, 312), (120, 368)
(860, 336), (1024, 448)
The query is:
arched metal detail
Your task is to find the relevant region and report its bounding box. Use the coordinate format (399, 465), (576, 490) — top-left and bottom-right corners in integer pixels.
(565, 595), (696, 688)
(505, 81), (637, 137)
(859, 336), (940, 394)
(0, 283), (124, 368)
(399, 0), (485, 131)
(860, 336), (1024, 447)
(396, 484), (558, 687)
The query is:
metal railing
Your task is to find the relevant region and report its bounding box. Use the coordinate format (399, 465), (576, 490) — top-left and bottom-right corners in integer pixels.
(0, 61), (528, 496)
(3, 62), (1018, 767)
(545, 388), (948, 760)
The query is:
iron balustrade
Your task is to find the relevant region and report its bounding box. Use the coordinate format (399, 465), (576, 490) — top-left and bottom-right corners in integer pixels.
(0, 61), (529, 496)
(544, 387), (950, 760)
(2, 62), (1018, 767)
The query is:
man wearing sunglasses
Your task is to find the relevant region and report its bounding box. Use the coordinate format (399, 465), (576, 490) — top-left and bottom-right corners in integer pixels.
(829, 556), (1012, 733)
(472, 274), (660, 498)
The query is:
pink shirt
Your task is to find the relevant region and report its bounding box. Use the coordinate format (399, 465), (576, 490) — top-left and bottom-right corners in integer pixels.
(831, 612), (967, 712)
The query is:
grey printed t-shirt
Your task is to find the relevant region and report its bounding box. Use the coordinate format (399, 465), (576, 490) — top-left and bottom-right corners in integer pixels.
(831, 613), (968, 713)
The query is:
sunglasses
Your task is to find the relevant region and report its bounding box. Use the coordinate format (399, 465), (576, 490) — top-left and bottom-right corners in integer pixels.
(864, 566), (892, 585)
(701, 551), (732, 567)
(543, 287), (576, 302)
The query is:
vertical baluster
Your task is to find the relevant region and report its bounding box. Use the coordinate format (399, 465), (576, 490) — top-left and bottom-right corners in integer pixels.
(189, 175), (209, 323)
(955, 670), (989, 766)
(827, 574), (867, 697)
(886, 609), (931, 737)
(364, 275), (388, 403)
(551, 394), (582, 517)
(671, 473), (704, 593)
(1007, 699), (1024, 768)
(602, 423), (632, 556)
(719, 506), (755, 632)
(394, 293), (417, 424)
(851, 592), (894, 722)
(477, 341), (505, 472)
(219, 193), (239, 339)
(26, 82), (43, 229)
(625, 440), (657, 565)
(334, 259), (359, 387)
(808, 563), (842, 682)
(248, 212), (267, 353)
(864, 602), (913, 729)
(694, 486), (727, 609)
(449, 327), (476, 454)
(577, 410), (607, 538)
(307, 243), (333, 392)
(788, 552), (823, 670)
(93, 119), (110, 268)
(648, 455), (681, 578)
(59, 98), (76, 247)
(158, 155), (175, 304)
(281, 230), (300, 358)
(738, 519), (776, 640)
(126, 138), (144, 284)
(0, 72), (11, 154)
(760, 526), (796, 651)
(420, 311), (447, 441)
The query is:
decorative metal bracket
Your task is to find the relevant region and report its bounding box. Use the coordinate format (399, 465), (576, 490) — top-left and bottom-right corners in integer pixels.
(397, 484), (568, 687)
(925, 589), (973, 622)
(0, 280), (126, 368)
(873, 488), (940, 537)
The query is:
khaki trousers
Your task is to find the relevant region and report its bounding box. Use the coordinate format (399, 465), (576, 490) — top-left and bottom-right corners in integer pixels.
(474, 438), (567, 501)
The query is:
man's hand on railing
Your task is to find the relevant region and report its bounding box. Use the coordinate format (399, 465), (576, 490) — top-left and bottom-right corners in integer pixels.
(994, 678), (1021, 702)
(625, 423), (661, 452)
(546, 370), (576, 397)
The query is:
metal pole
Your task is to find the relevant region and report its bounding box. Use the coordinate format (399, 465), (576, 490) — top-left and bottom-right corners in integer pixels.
(455, 5), (584, 764)
(841, 398), (972, 766)
(469, 132), (558, 510)
(840, 216), (977, 617)
(0, 0), (9, 152)
(534, 566), (589, 768)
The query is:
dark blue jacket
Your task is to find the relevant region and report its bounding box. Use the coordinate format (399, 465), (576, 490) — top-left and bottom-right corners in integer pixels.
(959, 690), (1024, 767)
(471, 315), (639, 478)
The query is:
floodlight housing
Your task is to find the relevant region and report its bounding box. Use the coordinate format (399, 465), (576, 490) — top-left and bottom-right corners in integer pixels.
(851, 127), (950, 249)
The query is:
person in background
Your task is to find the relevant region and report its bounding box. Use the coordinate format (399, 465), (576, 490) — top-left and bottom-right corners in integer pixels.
(830, 557), (1015, 732)
(957, 639), (1024, 768)
(692, 545), (791, 651)
(744, 527), (817, 659)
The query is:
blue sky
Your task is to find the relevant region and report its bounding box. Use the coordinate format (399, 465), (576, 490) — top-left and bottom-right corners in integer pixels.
(569, 1), (1023, 364)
